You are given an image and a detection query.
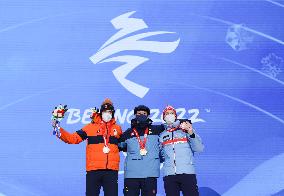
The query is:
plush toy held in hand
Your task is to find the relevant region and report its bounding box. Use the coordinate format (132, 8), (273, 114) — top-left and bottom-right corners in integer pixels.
(52, 104), (68, 119)
(51, 104), (68, 136)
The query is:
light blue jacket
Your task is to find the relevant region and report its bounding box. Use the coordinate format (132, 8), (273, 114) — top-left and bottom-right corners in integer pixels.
(119, 125), (164, 178)
(159, 120), (204, 177)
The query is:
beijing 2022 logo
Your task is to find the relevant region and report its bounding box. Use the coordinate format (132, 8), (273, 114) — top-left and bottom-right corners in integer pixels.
(89, 11), (180, 98)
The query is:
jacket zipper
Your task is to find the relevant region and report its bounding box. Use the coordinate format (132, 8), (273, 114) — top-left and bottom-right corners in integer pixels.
(105, 123), (109, 169)
(172, 132), (177, 174)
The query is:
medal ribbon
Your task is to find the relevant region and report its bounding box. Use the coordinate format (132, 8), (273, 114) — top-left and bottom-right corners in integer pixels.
(167, 125), (188, 133)
(103, 124), (111, 147)
(132, 128), (149, 149)
(167, 127), (179, 132)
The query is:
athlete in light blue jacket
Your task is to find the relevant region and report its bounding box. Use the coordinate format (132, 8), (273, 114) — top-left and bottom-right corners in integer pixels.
(159, 105), (204, 196)
(119, 105), (164, 196)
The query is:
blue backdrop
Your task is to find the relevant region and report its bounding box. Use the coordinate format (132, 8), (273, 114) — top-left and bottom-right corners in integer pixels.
(1, 0), (284, 195)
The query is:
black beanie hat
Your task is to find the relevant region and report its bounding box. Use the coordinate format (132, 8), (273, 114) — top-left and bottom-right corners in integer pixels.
(100, 98), (115, 117)
(134, 105), (150, 116)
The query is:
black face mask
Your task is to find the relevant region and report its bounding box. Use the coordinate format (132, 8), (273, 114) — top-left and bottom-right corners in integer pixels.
(136, 114), (148, 122)
(131, 114), (150, 129)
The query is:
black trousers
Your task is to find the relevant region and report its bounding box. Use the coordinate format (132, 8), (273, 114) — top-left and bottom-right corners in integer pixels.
(86, 170), (118, 196)
(124, 177), (157, 196)
(163, 174), (199, 196)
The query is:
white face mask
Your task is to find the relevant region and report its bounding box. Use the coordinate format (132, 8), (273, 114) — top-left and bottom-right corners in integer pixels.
(102, 112), (112, 122)
(164, 114), (176, 124)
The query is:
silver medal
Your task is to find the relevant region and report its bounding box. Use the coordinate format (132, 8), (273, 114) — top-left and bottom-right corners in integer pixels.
(140, 148), (148, 156)
(103, 146), (110, 154)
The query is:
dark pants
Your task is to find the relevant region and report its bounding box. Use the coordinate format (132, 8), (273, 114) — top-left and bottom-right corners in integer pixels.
(86, 170), (118, 196)
(163, 174), (199, 196)
(124, 177), (157, 196)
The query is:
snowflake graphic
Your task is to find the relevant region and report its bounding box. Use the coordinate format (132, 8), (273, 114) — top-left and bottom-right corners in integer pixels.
(225, 24), (254, 51)
(261, 53), (283, 78)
